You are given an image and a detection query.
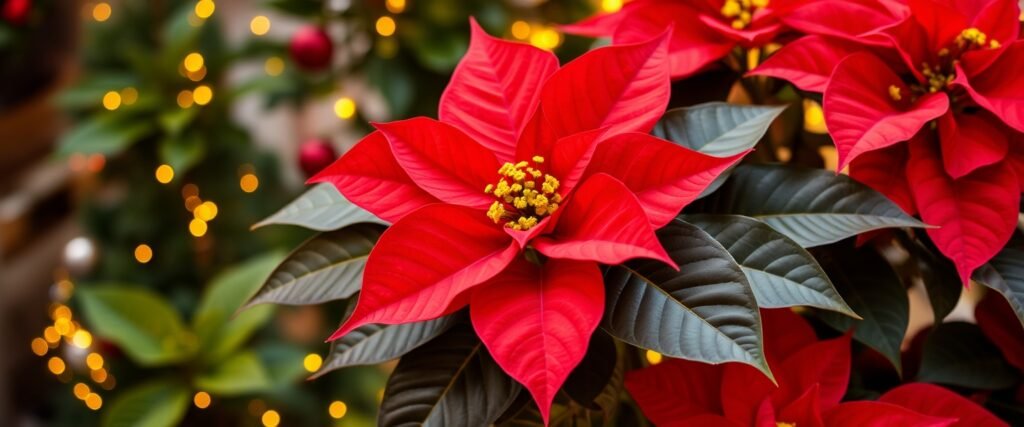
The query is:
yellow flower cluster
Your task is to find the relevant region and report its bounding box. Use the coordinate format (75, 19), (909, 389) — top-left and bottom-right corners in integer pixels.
(721, 0), (770, 30)
(485, 156), (563, 231)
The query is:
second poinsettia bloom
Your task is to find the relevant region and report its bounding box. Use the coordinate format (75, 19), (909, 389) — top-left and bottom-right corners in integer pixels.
(752, 0), (1024, 284)
(312, 19), (746, 423)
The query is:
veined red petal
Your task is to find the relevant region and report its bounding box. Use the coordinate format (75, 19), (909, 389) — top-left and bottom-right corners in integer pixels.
(824, 53), (949, 170)
(906, 139), (1020, 285)
(540, 29), (671, 138)
(937, 111), (1010, 179)
(955, 41), (1024, 133)
(329, 204), (517, 340)
(309, 131), (439, 223)
(625, 358), (727, 426)
(880, 383), (1009, 427)
(698, 14), (782, 46)
(849, 143), (917, 215)
(375, 117), (499, 209)
(612, 2), (734, 79)
(774, 335), (852, 411)
(824, 401), (957, 427)
(721, 364), (776, 426)
(783, 0), (908, 47)
(761, 309), (819, 364)
(547, 128), (609, 195)
(533, 173), (674, 267)
(470, 258), (604, 425)
(439, 19), (559, 162)
(907, 0), (970, 53)
(750, 35), (863, 93)
(583, 132), (746, 227)
(775, 385), (826, 427)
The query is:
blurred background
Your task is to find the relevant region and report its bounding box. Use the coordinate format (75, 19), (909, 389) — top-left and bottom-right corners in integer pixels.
(0, 1), (600, 425)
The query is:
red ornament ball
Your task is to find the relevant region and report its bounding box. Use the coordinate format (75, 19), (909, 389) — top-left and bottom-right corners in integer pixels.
(289, 26), (333, 71)
(299, 139), (338, 178)
(3, 0), (31, 25)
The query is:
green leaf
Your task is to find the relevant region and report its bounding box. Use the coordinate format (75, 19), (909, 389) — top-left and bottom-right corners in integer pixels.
(255, 344), (308, 387)
(195, 351), (272, 396)
(102, 379), (190, 427)
(693, 164), (926, 247)
(157, 107), (199, 137)
(603, 220), (770, 376)
(252, 183), (387, 231)
(158, 133), (205, 174)
(379, 324), (521, 427)
(314, 314), (458, 379)
(652, 102), (786, 156)
(683, 214), (856, 316)
(244, 225), (383, 309)
(193, 252), (284, 363)
(816, 245), (908, 374)
(78, 286), (197, 366)
(974, 232), (1024, 328)
(58, 113), (156, 157)
(563, 331), (617, 411)
(917, 322), (1019, 389)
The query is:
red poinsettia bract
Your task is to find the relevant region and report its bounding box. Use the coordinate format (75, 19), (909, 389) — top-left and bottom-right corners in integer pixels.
(563, 0), (911, 79)
(752, 0), (1024, 284)
(625, 309), (1007, 427)
(311, 20), (745, 423)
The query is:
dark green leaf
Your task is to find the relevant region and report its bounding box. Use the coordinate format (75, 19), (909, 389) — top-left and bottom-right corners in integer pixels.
(379, 324), (521, 427)
(77, 286), (197, 366)
(102, 379), (189, 427)
(816, 245), (908, 374)
(244, 225), (383, 309)
(908, 238), (961, 323)
(563, 331), (617, 410)
(194, 252), (284, 363)
(194, 351), (272, 396)
(58, 113), (155, 157)
(314, 314), (458, 379)
(917, 322), (1019, 389)
(652, 102), (786, 156)
(684, 214), (855, 316)
(974, 232), (1024, 328)
(603, 220), (769, 376)
(252, 183), (386, 231)
(693, 164), (926, 247)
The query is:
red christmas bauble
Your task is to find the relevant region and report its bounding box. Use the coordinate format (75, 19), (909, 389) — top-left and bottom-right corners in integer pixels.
(3, 0), (31, 25)
(299, 139), (338, 178)
(289, 26), (333, 71)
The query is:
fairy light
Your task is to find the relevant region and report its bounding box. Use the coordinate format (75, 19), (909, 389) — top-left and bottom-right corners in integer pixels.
(645, 350), (663, 365)
(86, 353), (104, 370)
(72, 330), (93, 348)
(375, 16), (396, 37)
(303, 354), (323, 372)
(44, 327), (60, 344)
(386, 0), (406, 13)
(134, 244), (153, 264)
(48, 357), (66, 375)
(52, 305), (72, 320)
(264, 57), (284, 76)
(92, 2), (111, 21)
(803, 99), (827, 134)
(102, 91), (121, 111)
(194, 391), (211, 409)
(250, 16), (270, 35)
(510, 20), (530, 40)
(261, 410), (281, 427)
(186, 66), (207, 82)
(194, 201), (218, 221)
(189, 219), (208, 237)
(120, 87), (138, 105)
(601, 0), (623, 13)
(195, 0), (215, 19)
(177, 90), (195, 109)
(328, 401), (348, 419)
(90, 368), (108, 383)
(87, 154), (106, 173)
(54, 318), (73, 336)
(240, 174), (259, 193)
(193, 85), (213, 106)
(334, 97), (356, 119)
(183, 53), (204, 73)
(85, 393), (102, 410)
(155, 164), (174, 183)
(74, 383), (91, 400)
(529, 26), (562, 51)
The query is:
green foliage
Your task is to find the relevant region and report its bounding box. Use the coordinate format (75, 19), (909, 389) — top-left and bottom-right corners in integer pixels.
(102, 380), (190, 427)
(194, 351), (273, 396)
(253, 183), (387, 231)
(975, 231), (1024, 328)
(917, 322), (1020, 389)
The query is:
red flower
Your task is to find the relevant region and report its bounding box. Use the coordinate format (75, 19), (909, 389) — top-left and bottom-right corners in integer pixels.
(625, 309), (1007, 426)
(751, 0), (1024, 284)
(563, 0), (907, 79)
(311, 20), (745, 423)
(2, 0), (31, 25)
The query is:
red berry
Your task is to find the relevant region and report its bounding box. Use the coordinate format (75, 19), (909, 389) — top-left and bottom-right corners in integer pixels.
(289, 26), (333, 71)
(299, 139), (338, 178)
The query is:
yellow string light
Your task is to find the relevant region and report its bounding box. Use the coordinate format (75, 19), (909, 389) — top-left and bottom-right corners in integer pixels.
(334, 97), (356, 119)
(102, 91), (121, 111)
(195, 0), (215, 19)
(52, 305), (72, 321)
(529, 26), (562, 51)
(375, 16), (396, 37)
(48, 357), (66, 375)
(177, 90), (195, 109)
(90, 368), (108, 383)
(74, 383), (91, 400)
(328, 401), (348, 419)
(194, 391), (212, 409)
(240, 174), (259, 193)
(645, 350), (663, 365)
(803, 99), (827, 134)
(84, 393), (103, 410)
(120, 87), (138, 105)
(72, 330), (93, 348)
(386, 0), (406, 13)
(86, 353), (104, 370)
(303, 353), (323, 372)
(54, 318), (73, 336)
(44, 327), (60, 344)
(183, 53), (204, 73)
(193, 85), (213, 106)
(261, 410), (281, 427)
(134, 244), (153, 264)
(264, 57), (285, 76)
(189, 219), (208, 237)
(155, 164), (175, 184)
(92, 2), (112, 22)
(31, 338), (48, 356)
(186, 66), (207, 82)
(601, 0), (623, 13)
(195, 201), (218, 221)
(510, 20), (530, 40)
(250, 16), (271, 35)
